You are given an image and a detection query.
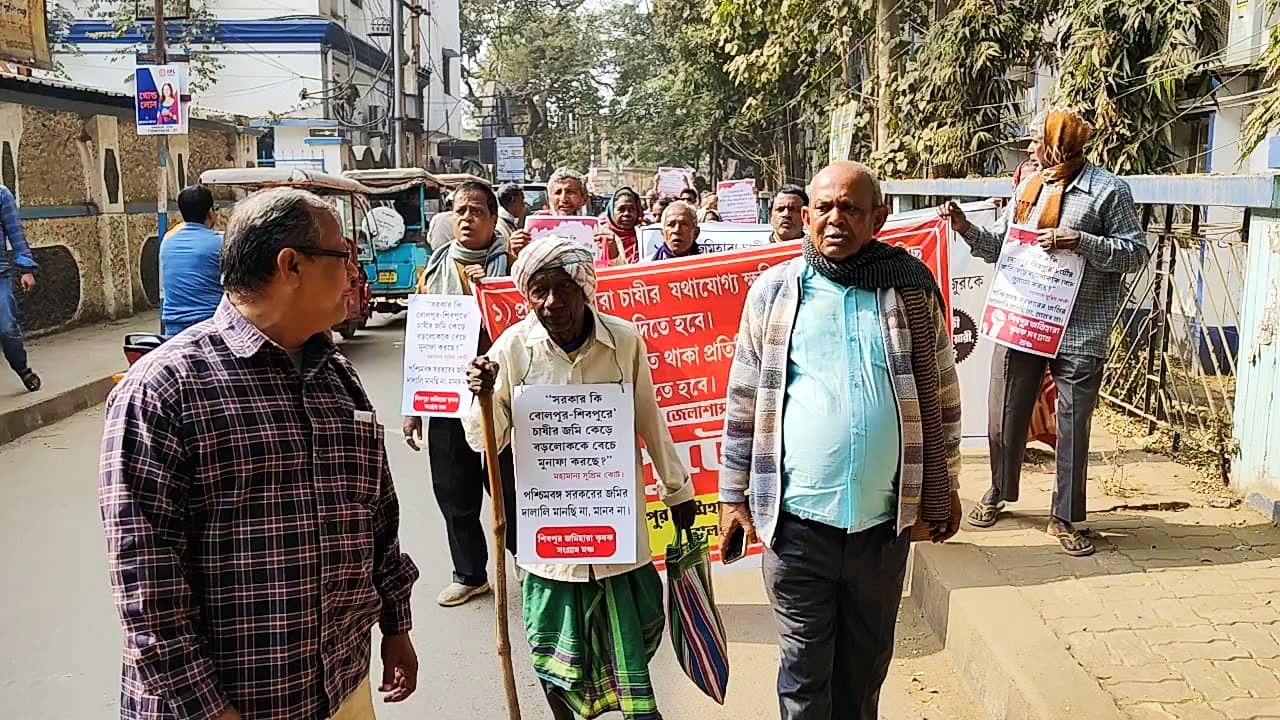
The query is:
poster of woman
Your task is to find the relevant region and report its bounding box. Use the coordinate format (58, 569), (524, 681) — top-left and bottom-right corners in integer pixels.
(134, 65), (188, 135)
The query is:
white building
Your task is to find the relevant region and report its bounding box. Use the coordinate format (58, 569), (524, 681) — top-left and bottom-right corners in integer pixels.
(53, 0), (463, 171)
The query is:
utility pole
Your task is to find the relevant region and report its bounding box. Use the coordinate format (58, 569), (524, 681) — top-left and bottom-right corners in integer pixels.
(391, 0), (405, 166)
(153, 0), (169, 242)
(410, 0), (422, 166)
(875, 0), (898, 153)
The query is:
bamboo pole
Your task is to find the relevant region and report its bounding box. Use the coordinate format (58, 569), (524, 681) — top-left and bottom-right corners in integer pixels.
(479, 392), (522, 720)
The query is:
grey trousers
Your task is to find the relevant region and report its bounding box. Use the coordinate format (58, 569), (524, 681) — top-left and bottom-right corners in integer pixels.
(763, 514), (911, 720)
(988, 344), (1106, 523)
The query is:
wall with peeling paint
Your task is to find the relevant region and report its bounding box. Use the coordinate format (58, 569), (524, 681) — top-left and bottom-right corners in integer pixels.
(1232, 212), (1280, 501)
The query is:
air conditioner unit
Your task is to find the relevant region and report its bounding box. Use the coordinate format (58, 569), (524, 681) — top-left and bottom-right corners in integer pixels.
(1224, 0), (1269, 68)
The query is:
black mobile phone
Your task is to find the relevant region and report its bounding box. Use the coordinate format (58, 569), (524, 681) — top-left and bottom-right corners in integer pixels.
(721, 525), (746, 564)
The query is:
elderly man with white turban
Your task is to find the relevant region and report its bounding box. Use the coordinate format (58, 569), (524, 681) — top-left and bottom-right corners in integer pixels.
(463, 235), (696, 720)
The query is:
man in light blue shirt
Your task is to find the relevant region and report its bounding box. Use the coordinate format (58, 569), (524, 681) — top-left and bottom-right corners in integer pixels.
(161, 184), (224, 335)
(780, 266), (901, 532)
(720, 162), (963, 720)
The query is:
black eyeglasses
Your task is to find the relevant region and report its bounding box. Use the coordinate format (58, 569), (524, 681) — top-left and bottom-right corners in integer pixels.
(289, 246), (352, 261)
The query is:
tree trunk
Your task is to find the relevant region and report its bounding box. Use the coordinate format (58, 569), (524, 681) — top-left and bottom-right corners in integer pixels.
(875, 0), (899, 153)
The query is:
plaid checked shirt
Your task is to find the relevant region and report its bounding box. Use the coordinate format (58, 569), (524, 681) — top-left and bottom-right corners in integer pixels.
(100, 298), (420, 720)
(1, 185), (38, 275)
(958, 163), (1149, 358)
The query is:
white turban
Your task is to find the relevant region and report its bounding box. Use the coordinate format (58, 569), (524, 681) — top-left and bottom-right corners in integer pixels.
(510, 235), (597, 304)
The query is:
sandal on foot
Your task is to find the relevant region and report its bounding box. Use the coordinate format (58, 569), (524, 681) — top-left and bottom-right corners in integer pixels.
(1051, 528), (1095, 557)
(19, 369), (40, 392)
(967, 501), (1005, 528)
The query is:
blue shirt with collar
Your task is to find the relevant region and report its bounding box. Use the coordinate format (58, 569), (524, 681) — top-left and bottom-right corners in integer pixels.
(780, 264), (901, 533)
(160, 221), (224, 330)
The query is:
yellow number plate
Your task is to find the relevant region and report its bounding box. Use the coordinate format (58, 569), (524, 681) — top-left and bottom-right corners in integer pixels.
(377, 270), (398, 283)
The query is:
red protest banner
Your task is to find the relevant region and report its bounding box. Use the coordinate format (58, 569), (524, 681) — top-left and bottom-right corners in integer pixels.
(476, 217), (950, 570)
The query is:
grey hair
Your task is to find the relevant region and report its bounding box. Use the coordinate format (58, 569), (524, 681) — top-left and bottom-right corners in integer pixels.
(221, 186), (340, 294)
(547, 167), (586, 191)
(660, 200), (698, 224)
(1028, 110), (1047, 139)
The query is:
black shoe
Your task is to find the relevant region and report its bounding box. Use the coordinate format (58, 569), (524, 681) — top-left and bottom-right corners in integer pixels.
(18, 368), (40, 392)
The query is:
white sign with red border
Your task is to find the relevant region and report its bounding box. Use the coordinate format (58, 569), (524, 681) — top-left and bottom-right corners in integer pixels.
(715, 178), (757, 223)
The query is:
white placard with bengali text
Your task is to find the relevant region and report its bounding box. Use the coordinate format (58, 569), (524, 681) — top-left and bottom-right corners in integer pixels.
(657, 167), (693, 198)
(513, 384), (637, 565)
(715, 179), (758, 223)
(526, 215), (604, 266)
(401, 294), (481, 417)
(980, 225), (1085, 358)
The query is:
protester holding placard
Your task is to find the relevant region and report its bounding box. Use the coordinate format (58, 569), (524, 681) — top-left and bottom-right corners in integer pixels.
(403, 180), (519, 607)
(769, 184), (807, 243)
(721, 161), (962, 720)
(543, 167), (590, 215)
(464, 234), (697, 720)
(649, 201), (703, 261)
(939, 107), (1147, 557)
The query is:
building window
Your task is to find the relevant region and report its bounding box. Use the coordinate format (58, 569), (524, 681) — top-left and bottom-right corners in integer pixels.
(442, 51), (452, 96)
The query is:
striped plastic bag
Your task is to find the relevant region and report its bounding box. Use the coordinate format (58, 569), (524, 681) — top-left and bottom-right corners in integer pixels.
(665, 527), (730, 704)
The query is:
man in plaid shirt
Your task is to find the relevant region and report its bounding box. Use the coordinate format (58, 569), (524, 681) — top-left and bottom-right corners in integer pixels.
(940, 108), (1148, 557)
(0, 184), (41, 392)
(100, 187), (420, 720)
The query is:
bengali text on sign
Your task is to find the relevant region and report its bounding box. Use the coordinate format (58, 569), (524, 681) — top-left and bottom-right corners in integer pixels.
(979, 225), (1084, 358)
(401, 294), (481, 417)
(512, 384), (638, 564)
(478, 215), (951, 571)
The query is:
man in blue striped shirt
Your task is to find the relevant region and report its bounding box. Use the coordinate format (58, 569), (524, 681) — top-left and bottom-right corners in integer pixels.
(0, 184), (40, 392)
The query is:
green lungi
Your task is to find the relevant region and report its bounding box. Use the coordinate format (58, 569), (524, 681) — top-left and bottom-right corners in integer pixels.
(523, 564), (666, 720)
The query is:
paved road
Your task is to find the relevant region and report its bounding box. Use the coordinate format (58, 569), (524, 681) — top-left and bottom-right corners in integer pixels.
(0, 315), (978, 719)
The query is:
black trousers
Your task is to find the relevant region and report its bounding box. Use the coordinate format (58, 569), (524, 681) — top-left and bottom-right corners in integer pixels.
(763, 514), (911, 720)
(426, 417), (517, 586)
(987, 345), (1107, 524)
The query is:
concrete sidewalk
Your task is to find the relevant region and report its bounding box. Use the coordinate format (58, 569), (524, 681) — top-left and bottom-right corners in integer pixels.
(911, 425), (1280, 720)
(0, 312), (159, 446)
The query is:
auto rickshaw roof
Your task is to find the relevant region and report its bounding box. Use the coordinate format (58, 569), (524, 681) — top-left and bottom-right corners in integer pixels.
(434, 173), (492, 188)
(342, 167), (443, 193)
(199, 167), (372, 196)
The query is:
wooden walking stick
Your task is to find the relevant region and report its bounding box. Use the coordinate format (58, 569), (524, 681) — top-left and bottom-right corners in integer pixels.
(479, 390), (523, 720)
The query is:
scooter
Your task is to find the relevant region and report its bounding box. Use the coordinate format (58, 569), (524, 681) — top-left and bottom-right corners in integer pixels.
(112, 332), (168, 383)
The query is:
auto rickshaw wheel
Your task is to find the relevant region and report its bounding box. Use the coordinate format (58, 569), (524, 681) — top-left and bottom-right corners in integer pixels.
(337, 321), (358, 340)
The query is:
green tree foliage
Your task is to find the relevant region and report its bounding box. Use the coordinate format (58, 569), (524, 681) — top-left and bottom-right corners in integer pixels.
(1051, 0), (1222, 174)
(463, 0), (607, 170)
(894, 0), (1052, 177)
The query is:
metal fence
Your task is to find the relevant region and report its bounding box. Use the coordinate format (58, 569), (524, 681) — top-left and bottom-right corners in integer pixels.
(1100, 204), (1249, 480)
